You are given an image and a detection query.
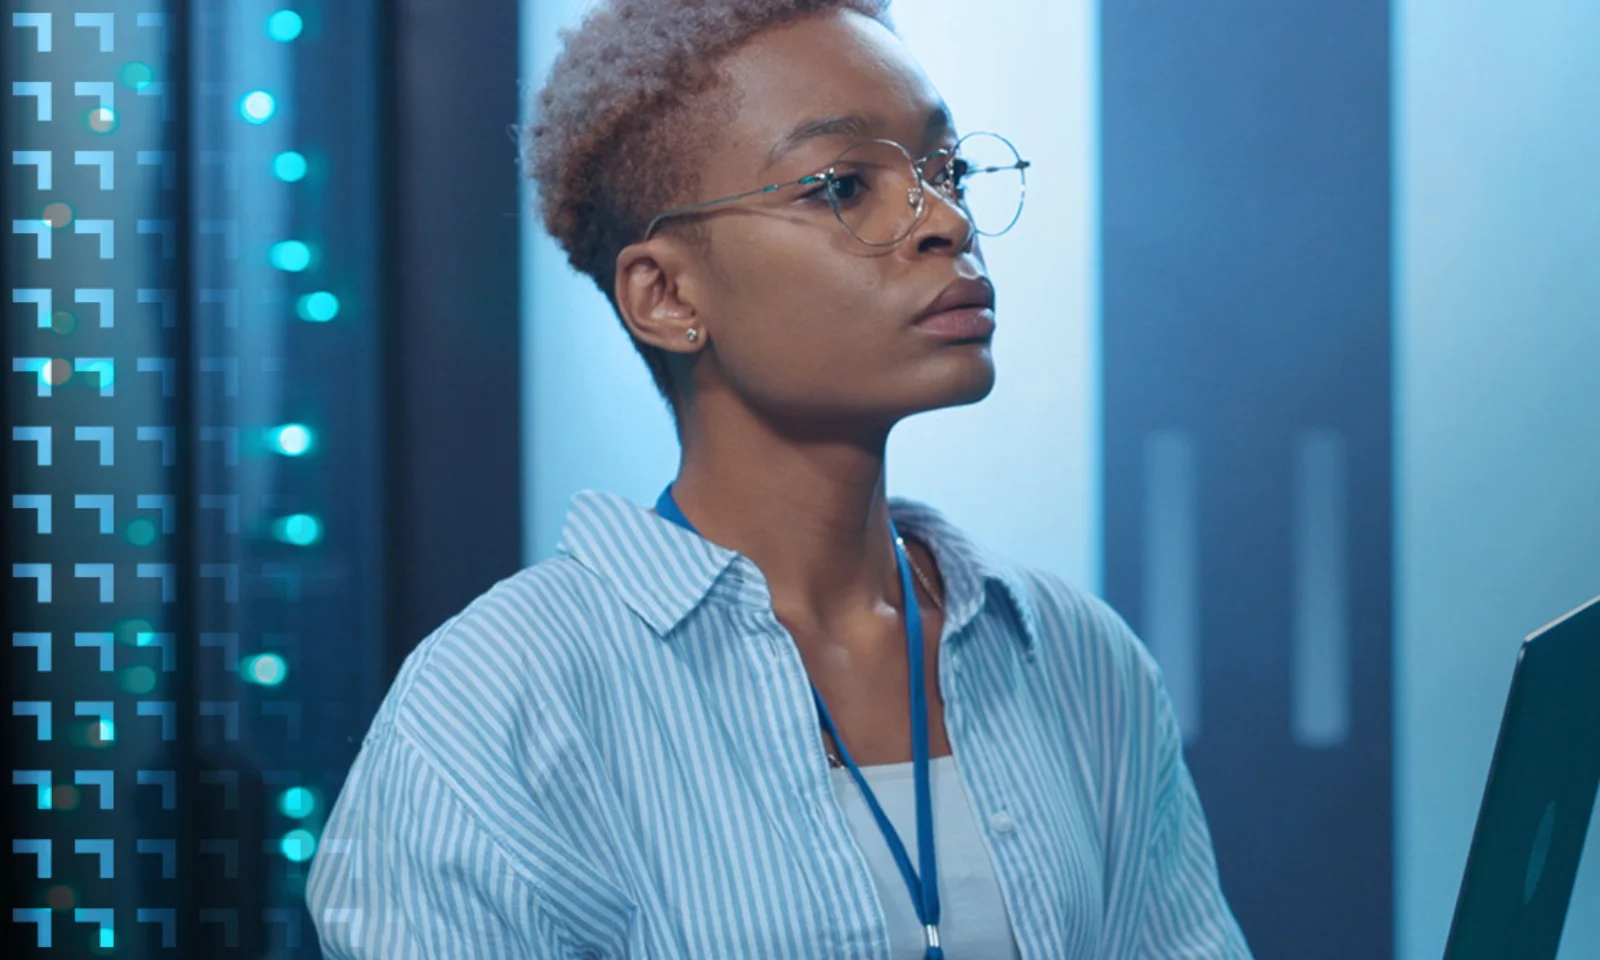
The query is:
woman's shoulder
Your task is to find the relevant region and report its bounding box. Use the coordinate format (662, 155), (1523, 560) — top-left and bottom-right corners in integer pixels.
(1009, 564), (1170, 732)
(1019, 565), (1154, 662)
(377, 554), (615, 743)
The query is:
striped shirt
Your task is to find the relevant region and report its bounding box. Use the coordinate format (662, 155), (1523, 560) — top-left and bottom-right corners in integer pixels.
(307, 488), (1253, 959)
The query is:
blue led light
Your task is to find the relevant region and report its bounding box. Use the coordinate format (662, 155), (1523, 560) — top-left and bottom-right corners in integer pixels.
(267, 10), (304, 42)
(87, 106), (118, 134)
(279, 787), (316, 819)
(269, 423), (314, 456)
(121, 666), (157, 695)
(120, 62), (155, 91)
(270, 240), (312, 272)
(297, 291), (340, 322)
(273, 513), (323, 546)
(78, 358), (115, 390)
(281, 829), (317, 863)
(273, 150), (308, 182)
(240, 90), (277, 124)
(242, 653), (289, 686)
(125, 517), (157, 546)
(35, 359), (66, 390)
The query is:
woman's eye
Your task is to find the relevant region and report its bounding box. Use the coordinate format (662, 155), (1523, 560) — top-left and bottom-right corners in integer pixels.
(939, 159), (969, 187)
(832, 175), (865, 200)
(805, 173), (866, 204)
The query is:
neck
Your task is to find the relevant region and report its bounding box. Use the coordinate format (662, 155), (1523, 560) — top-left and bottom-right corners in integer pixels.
(670, 403), (904, 633)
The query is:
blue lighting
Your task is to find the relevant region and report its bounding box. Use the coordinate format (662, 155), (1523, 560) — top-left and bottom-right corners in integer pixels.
(297, 291), (341, 322)
(120, 62), (155, 91)
(121, 665), (157, 694)
(273, 513), (323, 546)
(281, 829), (317, 863)
(86, 106), (118, 134)
(269, 423), (314, 456)
(279, 787), (316, 819)
(125, 517), (157, 547)
(242, 653), (288, 686)
(273, 150), (308, 182)
(270, 240), (312, 272)
(240, 90), (276, 124)
(267, 10), (304, 42)
(78, 358), (115, 390)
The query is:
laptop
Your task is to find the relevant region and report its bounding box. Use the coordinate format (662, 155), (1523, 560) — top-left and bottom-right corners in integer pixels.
(1443, 591), (1600, 960)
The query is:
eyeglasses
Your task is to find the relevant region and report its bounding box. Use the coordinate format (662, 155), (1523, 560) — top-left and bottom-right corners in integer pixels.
(641, 130), (1030, 247)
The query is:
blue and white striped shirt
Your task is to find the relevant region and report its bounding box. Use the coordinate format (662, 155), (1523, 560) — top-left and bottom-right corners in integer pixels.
(307, 489), (1252, 958)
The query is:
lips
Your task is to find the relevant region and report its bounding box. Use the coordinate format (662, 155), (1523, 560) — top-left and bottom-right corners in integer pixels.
(913, 276), (995, 325)
(914, 304), (996, 339)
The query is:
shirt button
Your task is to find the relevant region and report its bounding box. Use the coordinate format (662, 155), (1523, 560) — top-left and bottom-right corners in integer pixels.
(989, 811), (1016, 834)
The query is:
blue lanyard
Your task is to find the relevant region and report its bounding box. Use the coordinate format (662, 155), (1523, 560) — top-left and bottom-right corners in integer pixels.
(654, 485), (944, 959)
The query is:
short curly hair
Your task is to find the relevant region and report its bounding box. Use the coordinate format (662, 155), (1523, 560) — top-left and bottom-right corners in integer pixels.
(519, 0), (897, 422)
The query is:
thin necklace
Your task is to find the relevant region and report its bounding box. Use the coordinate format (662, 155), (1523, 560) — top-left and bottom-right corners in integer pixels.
(896, 534), (945, 615)
(825, 534), (945, 769)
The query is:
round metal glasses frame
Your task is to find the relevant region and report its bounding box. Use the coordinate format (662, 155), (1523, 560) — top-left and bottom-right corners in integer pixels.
(640, 130), (1030, 247)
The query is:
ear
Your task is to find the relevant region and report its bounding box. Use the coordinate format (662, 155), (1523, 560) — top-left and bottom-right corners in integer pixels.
(614, 240), (706, 355)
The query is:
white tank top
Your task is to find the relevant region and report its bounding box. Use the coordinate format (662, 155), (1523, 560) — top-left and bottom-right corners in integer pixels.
(829, 755), (1023, 959)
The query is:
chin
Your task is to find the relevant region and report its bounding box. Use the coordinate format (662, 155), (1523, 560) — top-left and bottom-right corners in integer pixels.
(917, 349), (997, 411)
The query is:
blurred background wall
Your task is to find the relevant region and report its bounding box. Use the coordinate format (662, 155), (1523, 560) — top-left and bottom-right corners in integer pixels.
(1393, 2), (1600, 958)
(5, 0), (1596, 957)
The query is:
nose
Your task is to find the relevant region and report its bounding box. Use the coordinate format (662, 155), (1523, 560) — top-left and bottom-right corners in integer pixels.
(907, 181), (977, 256)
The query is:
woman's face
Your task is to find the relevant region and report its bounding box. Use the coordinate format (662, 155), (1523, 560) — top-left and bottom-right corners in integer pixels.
(618, 8), (998, 434)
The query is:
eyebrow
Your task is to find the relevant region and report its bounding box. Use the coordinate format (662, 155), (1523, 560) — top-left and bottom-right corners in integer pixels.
(762, 102), (953, 174)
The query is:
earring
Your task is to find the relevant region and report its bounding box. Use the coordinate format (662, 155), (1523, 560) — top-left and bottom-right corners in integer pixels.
(685, 328), (700, 343)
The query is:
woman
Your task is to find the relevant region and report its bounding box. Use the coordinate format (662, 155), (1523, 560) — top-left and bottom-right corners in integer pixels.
(309, 1), (1252, 957)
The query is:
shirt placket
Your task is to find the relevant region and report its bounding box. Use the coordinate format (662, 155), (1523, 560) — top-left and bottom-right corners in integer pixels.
(940, 631), (1039, 959)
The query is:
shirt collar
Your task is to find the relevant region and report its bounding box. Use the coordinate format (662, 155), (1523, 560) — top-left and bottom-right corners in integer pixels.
(555, 488), (1040, 659)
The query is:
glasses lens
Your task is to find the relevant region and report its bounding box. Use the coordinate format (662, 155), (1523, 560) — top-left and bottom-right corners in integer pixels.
(825, 135), (1027, 245)
(942, 132), (1026, 237)
(825, 140), (921, 246)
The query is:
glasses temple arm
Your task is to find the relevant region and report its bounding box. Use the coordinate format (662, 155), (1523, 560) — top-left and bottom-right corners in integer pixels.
(643, 174), (828, 240)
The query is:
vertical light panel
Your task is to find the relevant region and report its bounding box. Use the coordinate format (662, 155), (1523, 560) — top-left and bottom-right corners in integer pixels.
(1142, 430), (1200, 742)
(521, 0), (1101, 594)
(1102, 2), (1393, 952)
(1293, 429), (1350, 749)
(1395, 2), (1600, 958)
